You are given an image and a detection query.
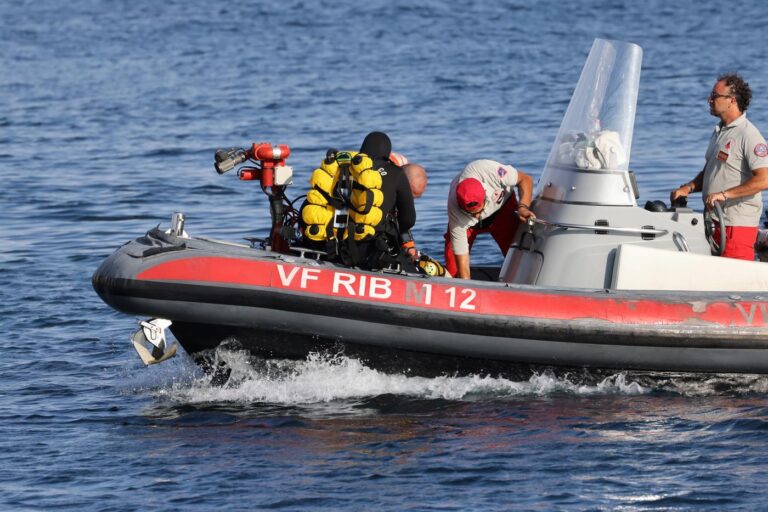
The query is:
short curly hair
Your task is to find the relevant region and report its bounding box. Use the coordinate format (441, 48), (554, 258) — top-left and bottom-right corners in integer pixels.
(718, 73), (752, 112)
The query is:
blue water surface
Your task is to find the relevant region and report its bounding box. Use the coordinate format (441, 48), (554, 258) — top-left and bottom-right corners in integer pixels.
(3, 0), (768, 510)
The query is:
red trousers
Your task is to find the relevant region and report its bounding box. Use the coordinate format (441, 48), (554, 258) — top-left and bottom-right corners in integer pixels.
(713, 225), (758, 261)
(444, 194), (520, 276)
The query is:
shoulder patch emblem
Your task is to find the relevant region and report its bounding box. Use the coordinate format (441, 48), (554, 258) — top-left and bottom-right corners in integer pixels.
(497, 166), (507, 178)
(755, 143), (768, 158)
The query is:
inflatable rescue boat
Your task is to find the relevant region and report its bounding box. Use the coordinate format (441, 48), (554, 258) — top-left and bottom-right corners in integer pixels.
(92, 39), (768, 374)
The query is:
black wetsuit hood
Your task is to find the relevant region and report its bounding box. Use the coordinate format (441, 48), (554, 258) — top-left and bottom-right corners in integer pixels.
(359, 132), (392, 160)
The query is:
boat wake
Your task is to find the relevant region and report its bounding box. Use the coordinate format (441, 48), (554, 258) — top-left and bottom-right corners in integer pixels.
(124, 343), (768, 406)
(135, 347), (652, 405)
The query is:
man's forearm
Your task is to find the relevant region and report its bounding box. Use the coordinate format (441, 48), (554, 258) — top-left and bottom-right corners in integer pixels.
(454, 253), (471, 279)
(516, 172), (534, 207)
(723, 168), (768, 198)
(685, 170), (705, 193)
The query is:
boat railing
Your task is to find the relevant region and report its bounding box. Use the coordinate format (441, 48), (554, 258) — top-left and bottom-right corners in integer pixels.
(527, 217), (669, 237)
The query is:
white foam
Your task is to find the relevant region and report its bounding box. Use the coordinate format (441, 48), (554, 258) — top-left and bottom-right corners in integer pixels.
(147, 350), (649, 405)
(648, 373), (768, 396)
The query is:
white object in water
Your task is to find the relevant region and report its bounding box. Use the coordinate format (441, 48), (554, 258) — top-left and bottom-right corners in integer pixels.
(131, 318), (177, 365)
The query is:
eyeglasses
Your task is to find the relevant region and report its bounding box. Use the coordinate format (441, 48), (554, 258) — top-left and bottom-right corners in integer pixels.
(709, 92), (733, 100)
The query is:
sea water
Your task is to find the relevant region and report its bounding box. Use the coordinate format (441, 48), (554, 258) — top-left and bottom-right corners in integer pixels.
(3, 0), (768, 509)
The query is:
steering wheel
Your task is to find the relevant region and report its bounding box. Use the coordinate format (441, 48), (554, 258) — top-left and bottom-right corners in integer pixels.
(703, 201), (727, 256)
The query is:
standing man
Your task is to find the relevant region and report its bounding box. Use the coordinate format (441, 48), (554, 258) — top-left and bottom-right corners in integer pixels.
(444, 159), (535, 279)
(671, 74), (768, 260)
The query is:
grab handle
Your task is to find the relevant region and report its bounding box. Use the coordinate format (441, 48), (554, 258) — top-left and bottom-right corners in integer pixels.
(527, 217), (668, 237)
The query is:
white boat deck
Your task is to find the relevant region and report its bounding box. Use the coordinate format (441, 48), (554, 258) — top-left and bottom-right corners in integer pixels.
(612, 244), (768, 292)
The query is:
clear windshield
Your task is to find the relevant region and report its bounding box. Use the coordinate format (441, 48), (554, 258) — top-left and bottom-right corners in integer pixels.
(542, 39), (642, 174)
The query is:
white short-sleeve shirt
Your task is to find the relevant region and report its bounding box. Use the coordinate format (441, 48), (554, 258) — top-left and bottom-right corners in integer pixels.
(703, 114), (768, 226)
(447, 159), (519, 255)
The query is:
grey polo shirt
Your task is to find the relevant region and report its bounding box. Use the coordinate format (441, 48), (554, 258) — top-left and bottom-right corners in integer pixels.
(702, 114), (768, 226)
(447, 159), (519, 255)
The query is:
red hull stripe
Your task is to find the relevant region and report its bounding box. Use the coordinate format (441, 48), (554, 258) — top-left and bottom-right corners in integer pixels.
(136, 256), (765, 327)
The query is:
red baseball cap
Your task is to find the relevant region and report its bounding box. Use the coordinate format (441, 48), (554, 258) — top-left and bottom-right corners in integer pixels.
(456, 178), (486, 212)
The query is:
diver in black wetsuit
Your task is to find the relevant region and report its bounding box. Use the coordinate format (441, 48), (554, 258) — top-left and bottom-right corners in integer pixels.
(340, 131), (417, 270)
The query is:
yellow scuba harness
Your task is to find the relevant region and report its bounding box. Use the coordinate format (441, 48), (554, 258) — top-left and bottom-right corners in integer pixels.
(300, 149), (443, 276)
(301, 150), (385, 244)
(301, 151), (343, 243)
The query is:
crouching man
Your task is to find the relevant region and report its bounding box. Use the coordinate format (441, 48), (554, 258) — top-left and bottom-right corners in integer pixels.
(444, 159), (535, 279)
